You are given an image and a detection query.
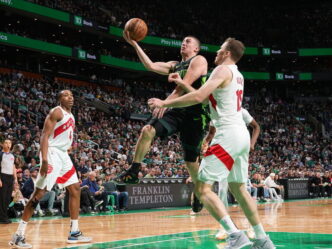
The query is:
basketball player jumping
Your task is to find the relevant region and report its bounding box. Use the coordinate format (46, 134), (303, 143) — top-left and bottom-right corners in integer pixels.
(121, 31), (209, 211)
(10, 90), (91, 248)
(149, 38), (275, 249)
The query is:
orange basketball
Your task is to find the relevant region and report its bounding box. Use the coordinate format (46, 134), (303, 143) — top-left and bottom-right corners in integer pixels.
(124, 18), (148, 41)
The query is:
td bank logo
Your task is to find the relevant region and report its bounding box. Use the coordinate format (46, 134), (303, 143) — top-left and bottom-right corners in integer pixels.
(74, 16), (82, 26)
(0, 0), (12, 5)
(0, 34), (8, 41)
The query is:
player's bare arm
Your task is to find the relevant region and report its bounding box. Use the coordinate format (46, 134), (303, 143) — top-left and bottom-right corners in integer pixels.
(148, 65), (232, 109)
(202, 125), (216, 153)
(40, 108), (63, 177)
(249, 119), (260, 151)
(123, 31), (177, 75)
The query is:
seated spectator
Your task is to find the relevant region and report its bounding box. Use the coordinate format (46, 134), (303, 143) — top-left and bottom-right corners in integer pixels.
(81, 171), (109, 212)
(16, 168), (25, 189)
(251, 173), (268, 202)
(322, 171), (332, 197)
(144, 168), (156, 178)
(309, 172), (325, 198)
(21, 166), (56, 216)
(246, 177), (257, 200)
(103, 173), (128, 211)
(264, 173), (284, 200)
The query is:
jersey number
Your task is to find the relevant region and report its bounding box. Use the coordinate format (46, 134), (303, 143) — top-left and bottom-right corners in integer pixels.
(236, 90), (243, 111)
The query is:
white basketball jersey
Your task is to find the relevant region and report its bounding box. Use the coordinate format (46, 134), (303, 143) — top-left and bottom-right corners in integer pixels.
(209, 65), (246, 128)
(242, 108), (253, 126)
(48, 106), (75, 151)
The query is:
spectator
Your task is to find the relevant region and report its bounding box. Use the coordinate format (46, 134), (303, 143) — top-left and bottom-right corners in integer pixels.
(103, 173), (128, 211)
(264, 173), (284, 200)
(322, 171), (331, 197)
(81, 172), (109, 212)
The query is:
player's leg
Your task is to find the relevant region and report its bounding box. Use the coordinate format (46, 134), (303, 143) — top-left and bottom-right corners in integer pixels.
(215, 178), (229, 240)
(120, 110), (180, 183)
(61, 153), (92, 244)
(181, 117), (205, 213)
(10, 150), (61, 248)
(228, 153), (275, 249)
(133, 125), (156, 163)
(9, 188), (46, 248)
(119, 124), (156, 183)
(197, 152), (252, 249)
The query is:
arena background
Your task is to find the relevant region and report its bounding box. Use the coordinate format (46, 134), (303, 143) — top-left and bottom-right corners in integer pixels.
(0, 0), (331, 248)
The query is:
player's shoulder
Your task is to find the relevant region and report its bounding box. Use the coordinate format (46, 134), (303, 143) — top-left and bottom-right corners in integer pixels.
(213, 65), (232, 77)
(49, 106), (64, 119)
(191, 55), (207, 64)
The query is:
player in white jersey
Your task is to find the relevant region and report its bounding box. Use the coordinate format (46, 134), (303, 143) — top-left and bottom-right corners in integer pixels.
(149, 38), (275, 249)
(203, 108), (260, 241)
(10, 90), (91, 248)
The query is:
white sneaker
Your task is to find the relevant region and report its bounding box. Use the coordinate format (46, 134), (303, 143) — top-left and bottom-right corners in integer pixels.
(9, 234), (32, 248)
(67, 231), (92, 244)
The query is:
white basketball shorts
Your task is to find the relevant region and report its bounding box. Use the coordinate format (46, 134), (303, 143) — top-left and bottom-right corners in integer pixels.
(198, 126), (250, 184)
(36, 147), (78, 191)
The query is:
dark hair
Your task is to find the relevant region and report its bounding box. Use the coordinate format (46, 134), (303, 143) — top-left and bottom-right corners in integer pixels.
(224, 37), (245, 62)
(57, 90), (72, 101)
(186, 35), (201, 53)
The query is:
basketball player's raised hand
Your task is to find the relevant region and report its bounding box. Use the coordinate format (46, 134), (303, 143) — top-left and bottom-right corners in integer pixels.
(123, 31), (137, 47)
(148, 98), (165, 109)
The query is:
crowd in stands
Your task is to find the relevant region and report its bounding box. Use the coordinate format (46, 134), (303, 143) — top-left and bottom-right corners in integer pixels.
(27, 0), (332, 48)
(1, 69), (331, 217)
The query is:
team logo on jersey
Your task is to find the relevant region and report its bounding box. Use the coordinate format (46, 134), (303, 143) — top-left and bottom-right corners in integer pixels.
(47, 164), (53, 174)
(53, 117), (75, 138)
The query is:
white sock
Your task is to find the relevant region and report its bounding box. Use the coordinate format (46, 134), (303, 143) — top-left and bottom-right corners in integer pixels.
(70, 220), (79, 232)
(219, 215), (239, 234)
(253, 223), (267, 239)
(16, 220), (28, 236)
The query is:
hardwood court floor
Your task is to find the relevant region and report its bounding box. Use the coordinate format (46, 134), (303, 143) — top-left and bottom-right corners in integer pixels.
(1, 198), (331, 249)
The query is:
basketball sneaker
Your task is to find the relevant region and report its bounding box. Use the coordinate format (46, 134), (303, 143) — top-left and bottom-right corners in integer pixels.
(251, 235), (276, 249)
(191, 194), (203, 213)
(215, 227), (255, 241)
(224, 231), (252, 249)
(9, 234), (32, 248)
(67, 231), (92, 244)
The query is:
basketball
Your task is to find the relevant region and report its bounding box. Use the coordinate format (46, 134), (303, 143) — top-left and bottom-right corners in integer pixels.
(124, 18), (148, 41)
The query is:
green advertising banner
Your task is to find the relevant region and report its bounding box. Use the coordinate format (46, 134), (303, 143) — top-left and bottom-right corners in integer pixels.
(0, 32), (72, 56)
(0, 0), (70, 22)
(299, 73), (312, 80)
(0, 32), (313, 81)
(109, 26), (258, 55)
(100, 55), (146, 71)
(242, 72), (270, 80)
(299, 48), (332, 56)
